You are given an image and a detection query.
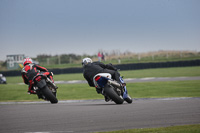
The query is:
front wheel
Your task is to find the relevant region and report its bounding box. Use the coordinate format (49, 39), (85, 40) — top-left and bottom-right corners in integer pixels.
(42, 86), (58, 104)
(104, 84), (124, 104)
(124, 95), (132, 104)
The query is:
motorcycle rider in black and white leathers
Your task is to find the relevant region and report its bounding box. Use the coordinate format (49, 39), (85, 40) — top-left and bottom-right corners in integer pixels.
(82, 57), (126, 101)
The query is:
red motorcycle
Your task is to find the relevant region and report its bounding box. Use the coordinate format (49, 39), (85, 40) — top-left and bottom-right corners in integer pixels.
(32, 73), (58, 104)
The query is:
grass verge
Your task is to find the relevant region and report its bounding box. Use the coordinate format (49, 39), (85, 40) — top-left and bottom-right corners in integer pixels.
(4, 66), (200, 84)
(95, 124), (200, 133)
(0, 80), (200, 102)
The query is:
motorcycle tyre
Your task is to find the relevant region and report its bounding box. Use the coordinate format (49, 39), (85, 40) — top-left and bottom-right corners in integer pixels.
(104, 84), (124, 104)
(42, 86), (58, 104)
(124, 96), (132, 104)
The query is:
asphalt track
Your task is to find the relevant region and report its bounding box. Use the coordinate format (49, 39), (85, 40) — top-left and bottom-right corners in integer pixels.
(0, 97), (200, 133)
(54, 76), (200, 84)
(1, 76), (200, 133)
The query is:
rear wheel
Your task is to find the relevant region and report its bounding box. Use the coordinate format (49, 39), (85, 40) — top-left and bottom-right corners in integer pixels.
(42, 86), (58, 104)
(104, 84), (124, 104)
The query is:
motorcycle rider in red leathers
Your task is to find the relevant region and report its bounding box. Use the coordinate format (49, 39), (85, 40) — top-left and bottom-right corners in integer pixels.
(21, 58), (57, 95)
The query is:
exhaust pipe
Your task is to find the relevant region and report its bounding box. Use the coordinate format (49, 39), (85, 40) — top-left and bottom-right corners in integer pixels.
(108, 80), (121, 88)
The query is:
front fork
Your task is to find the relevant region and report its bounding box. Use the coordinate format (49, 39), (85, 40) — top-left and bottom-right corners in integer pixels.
(119, 77), (129, 99)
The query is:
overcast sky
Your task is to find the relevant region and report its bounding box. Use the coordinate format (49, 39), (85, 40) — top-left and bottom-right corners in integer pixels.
(0, 0), (199, 61)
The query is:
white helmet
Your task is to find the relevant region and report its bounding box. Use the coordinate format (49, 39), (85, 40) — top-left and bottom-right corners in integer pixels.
(82, 57), (92, 66)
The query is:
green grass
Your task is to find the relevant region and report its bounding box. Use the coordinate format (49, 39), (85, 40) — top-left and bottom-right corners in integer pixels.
(120, 66), (200, 78)
(0, 80), (200, 102)
(95, 124), (200, 133)
(0, 84), (39, 102)
(129, 80), (200, 98)
(1, 66), (199, 102)
(4, 66), (200, 84)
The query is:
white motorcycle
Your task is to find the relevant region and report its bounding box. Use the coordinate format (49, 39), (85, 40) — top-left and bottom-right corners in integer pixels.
(93, 73), (132, 104)
(0, 74), (7, 84)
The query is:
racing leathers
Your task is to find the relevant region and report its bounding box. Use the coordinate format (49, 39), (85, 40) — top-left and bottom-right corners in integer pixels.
(83, 62), (121, 93)
(21, 63), (54, 94)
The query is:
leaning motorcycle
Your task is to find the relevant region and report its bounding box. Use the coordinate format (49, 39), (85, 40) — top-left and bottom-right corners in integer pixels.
(0, 74), (7, 84)
(32, 73), (58, 104)
(93, 73), (132, 104)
